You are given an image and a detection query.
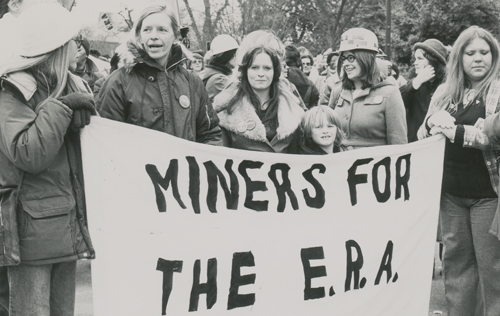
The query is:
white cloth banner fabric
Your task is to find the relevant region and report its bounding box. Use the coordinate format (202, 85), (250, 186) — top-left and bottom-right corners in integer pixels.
(81, 117), (445, 316)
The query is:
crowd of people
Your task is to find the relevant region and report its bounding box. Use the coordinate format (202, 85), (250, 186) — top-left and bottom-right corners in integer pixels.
(0, 1), (500, 315)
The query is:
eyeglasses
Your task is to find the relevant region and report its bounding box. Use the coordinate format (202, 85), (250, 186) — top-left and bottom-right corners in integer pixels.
(340, 55), (356, 63)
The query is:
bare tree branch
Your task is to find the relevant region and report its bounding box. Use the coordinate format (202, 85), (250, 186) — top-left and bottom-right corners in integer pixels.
(182, 0), (204, 47)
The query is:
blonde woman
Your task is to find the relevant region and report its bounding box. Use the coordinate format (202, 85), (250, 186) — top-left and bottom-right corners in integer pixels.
(330, 28), (407, 148)
(418, 26), (500, 316)
(0, 3), (95, 315)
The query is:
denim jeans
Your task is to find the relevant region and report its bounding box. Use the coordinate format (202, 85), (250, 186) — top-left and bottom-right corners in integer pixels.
(7, 261), (76, 316)
(440, 193), (500, 316)
(0, 266), (8, 316)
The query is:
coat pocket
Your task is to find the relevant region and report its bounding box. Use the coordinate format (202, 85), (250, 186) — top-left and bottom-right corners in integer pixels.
(18, 195), (76, 262)
(363, 95), (385, 105)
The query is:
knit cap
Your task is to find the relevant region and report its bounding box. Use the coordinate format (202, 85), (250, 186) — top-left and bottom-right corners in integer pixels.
(413, 39), (447, 66)
(15, 2), (82, 57)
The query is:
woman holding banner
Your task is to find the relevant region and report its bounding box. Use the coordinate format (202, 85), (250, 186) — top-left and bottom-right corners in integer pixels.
(97, 5), (222, 145)
(213, 44), (305, 153)
(417, 26), (500, 316)
(0, 3), (95, 315)
(329, 28), (407, 149)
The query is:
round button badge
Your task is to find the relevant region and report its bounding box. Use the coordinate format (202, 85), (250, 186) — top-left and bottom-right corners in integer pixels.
(179, 95), (190, 108)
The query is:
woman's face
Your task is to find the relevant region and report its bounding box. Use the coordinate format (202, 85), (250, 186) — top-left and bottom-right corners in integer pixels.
(68, 40), (78, 71)
(248, 52), (274, 93)
(329, 55), (338, 73)
(462, 38), (492, 84)
(139, 12), (175, 67)
(301, 57), (312, 75)
(311, 118), (337, 152)
(341, 51), (361, 81)
(414, 49), (430, 74)
(191, 58), (203, 72)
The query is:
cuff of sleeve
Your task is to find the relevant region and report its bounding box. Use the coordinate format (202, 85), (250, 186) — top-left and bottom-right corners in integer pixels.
(455, 124), (465, 145)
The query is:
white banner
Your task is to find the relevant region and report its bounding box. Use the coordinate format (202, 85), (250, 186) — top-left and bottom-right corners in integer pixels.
(81, 117), (445, 316)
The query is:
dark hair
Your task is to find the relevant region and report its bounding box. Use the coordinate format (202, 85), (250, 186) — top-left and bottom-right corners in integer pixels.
(326, 52), (339, 65)
(301, 55), (314, 66)
(338, 49), (381, 90)
(420, 50), (446, 85)
(391, 63), (400, 79)
(109, 53), (120, 73)
(209, 49), (237, 67)
(284, 45), (301, 67)
(227, 46), (281, 116)
(89, 49), (100, 57)
(0, 0), (8, 19)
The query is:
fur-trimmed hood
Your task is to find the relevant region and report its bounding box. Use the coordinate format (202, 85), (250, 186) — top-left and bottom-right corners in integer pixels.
(213, 79), (305, 142)
(121, 41), (186, 72)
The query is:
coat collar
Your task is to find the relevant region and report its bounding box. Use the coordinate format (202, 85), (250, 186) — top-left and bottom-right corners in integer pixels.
(213, 79), (304, 142)
(122, 42), (186, 72)
(1, 71), (37, 101)
(1, 71), (92, 103)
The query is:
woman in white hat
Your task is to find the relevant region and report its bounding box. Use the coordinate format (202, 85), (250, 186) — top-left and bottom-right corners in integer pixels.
(329, 27), (407, 148)
(199, 34), (239, 101)
(0, 3), (95, 315)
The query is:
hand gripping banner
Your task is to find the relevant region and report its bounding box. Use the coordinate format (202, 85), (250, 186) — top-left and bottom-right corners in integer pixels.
(81, 117), (445, 316)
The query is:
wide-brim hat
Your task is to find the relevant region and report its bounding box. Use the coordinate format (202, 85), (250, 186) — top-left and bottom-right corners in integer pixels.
(413, 39), (447, 66)
(15, 2), (82, 58)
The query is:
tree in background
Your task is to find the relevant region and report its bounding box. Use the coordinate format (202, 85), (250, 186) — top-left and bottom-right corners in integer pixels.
(180, 0), (367, 54)
(392, 0), (500, 67)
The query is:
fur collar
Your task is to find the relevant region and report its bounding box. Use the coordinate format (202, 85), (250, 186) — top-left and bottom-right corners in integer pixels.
(213, 79), (304, 142)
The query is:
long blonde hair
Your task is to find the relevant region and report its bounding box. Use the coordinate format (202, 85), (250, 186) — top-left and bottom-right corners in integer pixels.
(433, 26), (500, 108)
(1, 42), (80, 106)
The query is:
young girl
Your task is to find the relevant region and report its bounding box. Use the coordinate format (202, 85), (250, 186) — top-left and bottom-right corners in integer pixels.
(299, 105), (346, 154)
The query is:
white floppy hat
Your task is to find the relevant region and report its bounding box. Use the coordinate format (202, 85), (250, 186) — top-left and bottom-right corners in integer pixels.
(210, 34), (239, 55)
(15, 2), (82, 57)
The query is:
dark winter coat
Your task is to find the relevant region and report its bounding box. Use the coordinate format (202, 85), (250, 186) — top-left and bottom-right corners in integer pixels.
(72, 57), (104, 92)
(287, 66), (319, 109)
(0, 71), (95, 265)
(400, 79), (440, 142)
(199, 64), (234, 102)
(97, 43), (222, 145)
